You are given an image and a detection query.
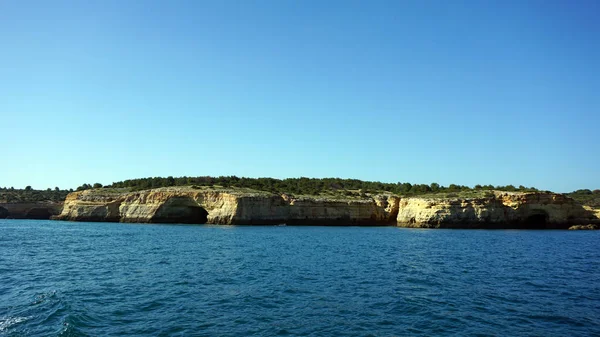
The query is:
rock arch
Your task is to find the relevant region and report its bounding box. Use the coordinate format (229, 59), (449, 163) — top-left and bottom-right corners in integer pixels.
(26, 208), (52, 219)
(523, 209), (549, 229)
(150, 197), (209, 224)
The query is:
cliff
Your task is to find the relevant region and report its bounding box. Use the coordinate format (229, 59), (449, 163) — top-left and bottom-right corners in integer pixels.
(53, 187), (599, 228)
(396, 191), (598, 229)
(0, 202), (63, 219)
(54, 187), (400, 225)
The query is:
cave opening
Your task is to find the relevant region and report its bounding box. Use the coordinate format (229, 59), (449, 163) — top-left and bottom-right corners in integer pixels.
(523, 211), (549, 229)
(151, 197), (209, 224)
(0, 206), (8, 219)
(26, 208), (52, 220)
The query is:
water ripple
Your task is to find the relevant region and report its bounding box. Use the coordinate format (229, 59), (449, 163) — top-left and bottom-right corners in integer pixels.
(1, 220), (599, 336)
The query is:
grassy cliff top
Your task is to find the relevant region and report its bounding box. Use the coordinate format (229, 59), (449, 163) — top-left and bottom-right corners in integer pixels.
(75, 185), (389, 201)
(409, 190), (497, 200)
(5, 176), (598, 206)
(70, 186), (577, 206)
(567, 190), (600, 207)
(106, 176), (544, 198)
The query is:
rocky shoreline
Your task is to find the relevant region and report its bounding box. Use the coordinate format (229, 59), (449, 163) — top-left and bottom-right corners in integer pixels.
(52, 187), (400, 225)
(397, 191), (598, 229)
(0, 202), (63, 220)
(2, 187), (598, 229)
(38, 187), (598, 229)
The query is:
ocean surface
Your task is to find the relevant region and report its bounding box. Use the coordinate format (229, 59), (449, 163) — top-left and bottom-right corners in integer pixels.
(1, 220), (599, 336)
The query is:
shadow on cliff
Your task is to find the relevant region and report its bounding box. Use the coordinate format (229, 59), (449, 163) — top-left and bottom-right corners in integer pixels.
(0, 204), (60, 220)
(522, 206), (599, 229)
(491, 206), (597, 229)
(25, 208), (53, 220)
(150, 197), (209, 224)
(521, 209), (550, 229)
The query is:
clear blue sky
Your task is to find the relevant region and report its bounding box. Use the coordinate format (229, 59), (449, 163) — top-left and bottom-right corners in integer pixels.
(1, 0), (598, 192)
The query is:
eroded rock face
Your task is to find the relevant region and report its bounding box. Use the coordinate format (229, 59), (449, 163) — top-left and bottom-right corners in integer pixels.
(0, 202), (63, 219)
(25, 208), (53, 219)
(584, 206), (600, 223)
(568, 224), (598, 230)
(55, 188), (400, 225)
(396, 191), (597, 229)
(54, 190), (121, 222)
(54, 188), (599, 228)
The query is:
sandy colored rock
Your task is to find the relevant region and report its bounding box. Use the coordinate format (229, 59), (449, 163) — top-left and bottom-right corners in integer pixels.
(55, 187), (400, 225)
(583, 206), (600, 222)
(396, 191), (597, 229)
(568, 224), (598, 230)
(55, 188), (600, 228)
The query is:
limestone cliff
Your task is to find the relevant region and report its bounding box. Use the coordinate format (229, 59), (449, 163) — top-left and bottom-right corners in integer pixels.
(55, 187), (400, 225)
(396, 191), (598, 229)
(584, 205), (600, 221)
(54, 187), (599, 228)
(0, 202), (63, 219)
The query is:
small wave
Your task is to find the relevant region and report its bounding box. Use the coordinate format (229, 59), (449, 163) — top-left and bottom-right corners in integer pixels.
(32, 290), (58, 305)
(0, 316), (31, 332)
(57, 316), (89, 337)
(2, 223), (600, 336)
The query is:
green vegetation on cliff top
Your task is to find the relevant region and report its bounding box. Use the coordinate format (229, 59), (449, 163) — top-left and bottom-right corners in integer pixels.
(567, 189), (600, 207)
(106, 176), (541, 198)
(3, 177), (598, 206)
(105, 176), (599, 206)
(0, 187), (70, 203)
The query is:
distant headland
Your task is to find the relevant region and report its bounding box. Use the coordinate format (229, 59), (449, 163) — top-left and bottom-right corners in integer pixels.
(1, 176), (599, 229)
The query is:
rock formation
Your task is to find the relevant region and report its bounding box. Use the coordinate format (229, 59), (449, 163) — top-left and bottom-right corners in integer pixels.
(53, 187), (599, 228)
(54, 187), (400, 225)
(568, 224), (598, 230)
(396, 191), (598, 229)
(0, 202), (63, 219)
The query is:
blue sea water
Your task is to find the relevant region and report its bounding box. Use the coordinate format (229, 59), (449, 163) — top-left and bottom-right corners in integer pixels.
(1, 220), (599, 336)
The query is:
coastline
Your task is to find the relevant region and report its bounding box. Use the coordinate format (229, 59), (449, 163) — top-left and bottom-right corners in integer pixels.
(2, 186), (598, 229)
(50, 186), (599, 229)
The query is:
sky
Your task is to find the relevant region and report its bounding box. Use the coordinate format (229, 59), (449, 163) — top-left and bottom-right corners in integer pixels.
(1, 0), (598, 192)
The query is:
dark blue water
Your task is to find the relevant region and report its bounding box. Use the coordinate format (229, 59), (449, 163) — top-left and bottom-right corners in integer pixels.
(1, 220), (599, 336)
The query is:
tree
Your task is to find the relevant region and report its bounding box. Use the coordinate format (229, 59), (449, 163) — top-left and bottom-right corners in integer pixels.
(76, 184), (92, 191)
(55, 187), (60, 191)
(93, 183), (103, 189)
(25, 186), (32, 191)
(448, 184), (460, 192)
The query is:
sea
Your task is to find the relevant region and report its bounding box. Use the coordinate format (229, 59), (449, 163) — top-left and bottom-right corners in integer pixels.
(1, 219), (599, 336)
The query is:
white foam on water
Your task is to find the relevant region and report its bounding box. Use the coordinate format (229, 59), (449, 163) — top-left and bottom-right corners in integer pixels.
(0, 316), (31, 332)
